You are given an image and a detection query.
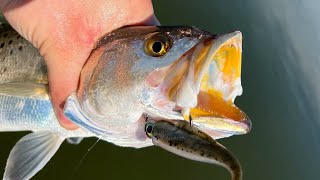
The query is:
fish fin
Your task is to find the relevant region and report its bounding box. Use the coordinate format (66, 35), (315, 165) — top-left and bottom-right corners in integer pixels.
(66, 137), (84, 145)
(0, 82), (49, 99)
(4, 131), (64, 180)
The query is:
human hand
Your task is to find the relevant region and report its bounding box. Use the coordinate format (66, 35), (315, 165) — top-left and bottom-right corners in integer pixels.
(0, 0), (158, 129)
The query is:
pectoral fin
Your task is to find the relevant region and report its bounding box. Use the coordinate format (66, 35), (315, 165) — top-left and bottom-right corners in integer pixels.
(67, 137), (84, 145)
(4, 131), (64, 180)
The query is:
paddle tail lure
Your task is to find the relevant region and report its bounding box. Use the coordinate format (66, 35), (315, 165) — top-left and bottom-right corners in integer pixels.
(145, 120), (242, 180)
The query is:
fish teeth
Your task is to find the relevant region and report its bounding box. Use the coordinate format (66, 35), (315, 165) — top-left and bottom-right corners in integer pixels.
(182, 108), (190, 121)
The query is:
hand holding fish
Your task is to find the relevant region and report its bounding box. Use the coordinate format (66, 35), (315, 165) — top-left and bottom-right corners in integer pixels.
(0, 0), (158, 129)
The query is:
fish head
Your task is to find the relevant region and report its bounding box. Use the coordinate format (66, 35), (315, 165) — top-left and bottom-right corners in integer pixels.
(65, 26), (251, 140)
(140, 27), (251, 138)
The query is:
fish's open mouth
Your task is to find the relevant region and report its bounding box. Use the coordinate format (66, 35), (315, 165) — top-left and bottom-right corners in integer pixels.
(145, 31), (251, 136)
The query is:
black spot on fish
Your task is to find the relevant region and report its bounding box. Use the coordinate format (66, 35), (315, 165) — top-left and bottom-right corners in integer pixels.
(200, 152), (205, 156)
(10, 50), (13, 55)
(3, 33), (8, 38)
(0, 42), (4, 48)
(18, 46), (23, 51)
(2, 67), (7, 73)
(16, 35), (20, 39)
(8, 40), (13, 45)
(169, 141), (172, 146)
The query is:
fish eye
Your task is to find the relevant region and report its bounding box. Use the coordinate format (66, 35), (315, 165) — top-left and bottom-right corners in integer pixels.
(145, 122), (154, 138)
(144, 34), (172, 57)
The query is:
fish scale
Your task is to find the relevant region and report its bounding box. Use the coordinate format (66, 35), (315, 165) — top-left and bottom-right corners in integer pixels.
(0, 23), (47, 84)
(0, 90), (54, 131)
(0, 24), (52, 132)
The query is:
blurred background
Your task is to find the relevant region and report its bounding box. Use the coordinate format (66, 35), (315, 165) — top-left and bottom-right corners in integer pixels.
(1, 0), (320, 179)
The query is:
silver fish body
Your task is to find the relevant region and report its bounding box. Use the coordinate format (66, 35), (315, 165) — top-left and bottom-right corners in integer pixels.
(0, 82), (90, 136)
(0, 23), (91, 137)
(0, 24), (47, 84)
(0, 23), (250, 180)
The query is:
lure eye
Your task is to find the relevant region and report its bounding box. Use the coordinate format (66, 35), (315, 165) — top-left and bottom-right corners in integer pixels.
(145, 34), (172, 57)
(145, 122), (154, 138)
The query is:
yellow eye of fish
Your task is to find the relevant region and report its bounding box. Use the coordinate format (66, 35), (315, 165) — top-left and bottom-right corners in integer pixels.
(145, 34), (172, 57)
(145, 123), (154, 138)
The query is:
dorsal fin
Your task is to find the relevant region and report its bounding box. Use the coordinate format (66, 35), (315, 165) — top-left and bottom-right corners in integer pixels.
(0, 82), (49, 99)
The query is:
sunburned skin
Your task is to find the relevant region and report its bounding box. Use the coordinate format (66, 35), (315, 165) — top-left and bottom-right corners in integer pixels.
(145, 119), (242, 180)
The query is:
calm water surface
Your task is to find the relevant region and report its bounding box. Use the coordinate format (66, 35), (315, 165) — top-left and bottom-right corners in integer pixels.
(1, 0), (320, 179)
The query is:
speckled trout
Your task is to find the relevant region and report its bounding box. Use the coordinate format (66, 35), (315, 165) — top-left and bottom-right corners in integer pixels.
(0, 23), (250, 180)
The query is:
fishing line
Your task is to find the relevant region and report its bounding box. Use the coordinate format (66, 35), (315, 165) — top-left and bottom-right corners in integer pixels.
(72, 131), (108, 177)
(87, 136), (102, 152)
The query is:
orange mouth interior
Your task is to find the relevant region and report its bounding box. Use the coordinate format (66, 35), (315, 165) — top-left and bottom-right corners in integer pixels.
(190, 91), (246, 121)
(191, 33), (245, 120)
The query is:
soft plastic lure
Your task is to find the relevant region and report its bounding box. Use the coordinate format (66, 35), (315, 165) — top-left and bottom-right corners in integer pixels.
(145, 119), (242, 180)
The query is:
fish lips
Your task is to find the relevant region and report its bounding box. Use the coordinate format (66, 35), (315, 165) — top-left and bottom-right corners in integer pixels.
(146, 31), (251, 136)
